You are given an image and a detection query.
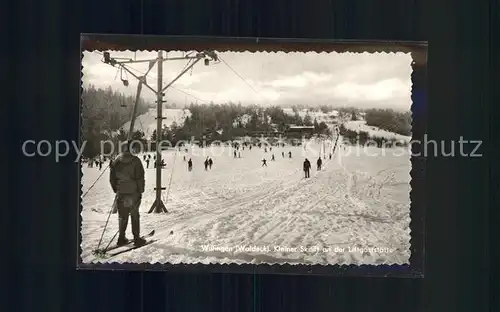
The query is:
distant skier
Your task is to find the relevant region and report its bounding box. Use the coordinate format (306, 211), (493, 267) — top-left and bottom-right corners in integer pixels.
(204, 158), (209, 170)
(288, 151), (292, 158)
(161, 159), (166, 168)
(271, 154), (275, 161)
(317, 157), (322, 170)
(234, 150), (237, 158)
(208, 158), (213, 169)
(264, 147), (267, 153)
(99, 160), (103, 171)
(329, 153), (332, 160)
(109, 140), (146, 247)
(303, 158), (311, 178)
(262, 158), (267, 167)
(188, 158), (193, 171)
(145, 158), (150, 168)
(282, 151), (285, 158)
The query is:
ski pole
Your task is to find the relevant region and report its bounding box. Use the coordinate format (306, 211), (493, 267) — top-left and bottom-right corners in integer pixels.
(95, 197), (115, 252)
(103, 230), (119, 251)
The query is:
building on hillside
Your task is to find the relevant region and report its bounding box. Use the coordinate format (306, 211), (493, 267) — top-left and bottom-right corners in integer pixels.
(330, 110), (339, 119)
(248, 130), (284, 137)
(287, 125), (315, 131)
(285, 126), (315, 138)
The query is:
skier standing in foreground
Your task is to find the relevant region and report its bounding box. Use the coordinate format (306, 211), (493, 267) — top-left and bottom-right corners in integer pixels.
(109, 141), (146, 247)
(303, 158), (311, 178)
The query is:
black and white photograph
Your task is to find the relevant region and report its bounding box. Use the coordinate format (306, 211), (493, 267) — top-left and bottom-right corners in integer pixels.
(80, 47), (415, 266)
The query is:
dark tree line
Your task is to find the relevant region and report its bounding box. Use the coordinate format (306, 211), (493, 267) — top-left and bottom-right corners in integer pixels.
(364, 109), (412, 136)
(81, 85), (151, 158)
(339, 124), (409, 147)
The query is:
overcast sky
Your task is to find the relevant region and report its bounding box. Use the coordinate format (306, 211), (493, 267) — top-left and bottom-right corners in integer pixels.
(82, 51), (412, 111)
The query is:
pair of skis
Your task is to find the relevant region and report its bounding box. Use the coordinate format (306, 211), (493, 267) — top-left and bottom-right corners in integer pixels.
(93, 230), (156, 258)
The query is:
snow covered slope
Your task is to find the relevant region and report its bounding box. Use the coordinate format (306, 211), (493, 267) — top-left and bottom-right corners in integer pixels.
(80, 138), (410, 265)
(121, 108), (191, 137)
(344, 120), (411, 143)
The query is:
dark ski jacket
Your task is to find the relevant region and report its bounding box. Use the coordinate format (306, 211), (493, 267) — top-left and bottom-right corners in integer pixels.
(317, 158), (322, 166)
(110, 152), (145, 194)
(303, 160), (311, 170)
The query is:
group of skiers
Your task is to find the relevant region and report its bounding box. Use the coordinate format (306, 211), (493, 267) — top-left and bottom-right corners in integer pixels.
(141, 154), (166, 169)
(259, 148), (332, 179)
(86, 157), (107, 170)
(105, 139), (335, 248)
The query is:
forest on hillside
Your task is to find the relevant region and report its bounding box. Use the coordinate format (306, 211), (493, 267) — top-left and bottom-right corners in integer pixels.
(331, 106), (412, 136)
(364, 109), (412, 136)
(81, 85), (151, 158)
(81, 85), (411, 158)
(81, 87), (333, 157)
(152, 103), (332, 147)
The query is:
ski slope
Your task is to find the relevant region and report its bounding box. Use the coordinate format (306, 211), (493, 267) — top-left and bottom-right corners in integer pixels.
(80, 138), (411, 265)
(121, 108), (191, 137)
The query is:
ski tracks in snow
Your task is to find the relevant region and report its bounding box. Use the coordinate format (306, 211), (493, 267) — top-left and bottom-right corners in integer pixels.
(83, 142), (410, 265)
(118, 157), (377, 265)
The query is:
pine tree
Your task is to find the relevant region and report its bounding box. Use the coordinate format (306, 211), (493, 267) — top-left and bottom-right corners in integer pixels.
(303, 113), (313, 126)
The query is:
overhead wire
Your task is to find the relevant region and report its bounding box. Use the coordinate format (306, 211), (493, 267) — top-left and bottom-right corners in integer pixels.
(82, 56), (154, 198)
(83, 51), (208, 199)
(217, 55), (260, 95)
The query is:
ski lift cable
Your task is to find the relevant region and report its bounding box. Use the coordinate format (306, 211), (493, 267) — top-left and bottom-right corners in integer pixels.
(126, 63), (208, 103)
(164, 150), (178, 208)
(84, 51), (205, 198)
(217, 55), (260, 94)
